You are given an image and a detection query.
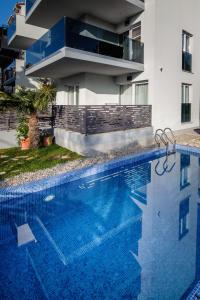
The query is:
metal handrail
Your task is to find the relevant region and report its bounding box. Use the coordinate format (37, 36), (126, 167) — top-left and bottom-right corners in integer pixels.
(164, 127), (176, 145)
(154, 127), (176, 176)
(154, 127), (176, 153)
(155, 156), (176, 176)
(154, 129), (169, 147)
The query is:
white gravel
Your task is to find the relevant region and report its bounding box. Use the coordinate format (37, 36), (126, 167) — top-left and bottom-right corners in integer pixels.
(0, 144), (155, 188)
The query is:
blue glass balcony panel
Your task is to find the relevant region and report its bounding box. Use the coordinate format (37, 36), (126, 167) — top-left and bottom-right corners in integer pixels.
(26, 0), (37, 15)
(26, 17), (144, 68)
(7, 16), (16, 41)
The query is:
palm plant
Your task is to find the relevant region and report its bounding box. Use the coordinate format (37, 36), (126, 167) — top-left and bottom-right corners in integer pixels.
(0, 81), (56, 149)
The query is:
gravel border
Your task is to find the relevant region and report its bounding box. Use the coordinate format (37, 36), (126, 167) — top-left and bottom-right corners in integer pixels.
(0, 145), (155, 188)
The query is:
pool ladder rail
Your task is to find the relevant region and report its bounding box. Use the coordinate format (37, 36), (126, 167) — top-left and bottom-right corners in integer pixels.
(154, 127), (176, 176)
(154, 127), (176, 155)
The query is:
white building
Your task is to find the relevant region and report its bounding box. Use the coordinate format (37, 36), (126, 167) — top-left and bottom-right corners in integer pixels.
(4, 2), (47, 92)
(7, 0), (200, 154)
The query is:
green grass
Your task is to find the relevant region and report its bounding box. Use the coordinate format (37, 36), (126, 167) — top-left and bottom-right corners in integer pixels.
(0, 144), (82, 180)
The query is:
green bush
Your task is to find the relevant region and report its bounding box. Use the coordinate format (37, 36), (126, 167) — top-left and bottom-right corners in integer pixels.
(16, 118), (29, 144)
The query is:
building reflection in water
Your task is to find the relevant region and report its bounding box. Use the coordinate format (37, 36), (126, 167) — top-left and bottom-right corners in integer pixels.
(0, 152), (200, 299)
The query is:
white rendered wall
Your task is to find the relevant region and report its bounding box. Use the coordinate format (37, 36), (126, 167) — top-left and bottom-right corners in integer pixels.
(56, 74), (86, 105)
(122, 0), (200, 131)
(0, 130), (18, 149)
(15, 59), (39, 90)
(56, 73), (120, 105)
(54, 0), (200, 132)
(15, 5), (47, 42)
(83, 74), (119, 105)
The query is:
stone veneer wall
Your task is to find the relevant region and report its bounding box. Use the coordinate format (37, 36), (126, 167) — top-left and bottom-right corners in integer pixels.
(53, 105), (152, 135)
(0, 109), (53, 131)
(0, 105), (152, 134)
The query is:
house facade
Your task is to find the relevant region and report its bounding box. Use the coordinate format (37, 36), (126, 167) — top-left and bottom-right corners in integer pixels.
(2, 0), (200, 154)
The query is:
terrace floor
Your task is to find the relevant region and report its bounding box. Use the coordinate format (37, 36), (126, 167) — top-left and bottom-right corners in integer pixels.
(175, 127), (200, 147)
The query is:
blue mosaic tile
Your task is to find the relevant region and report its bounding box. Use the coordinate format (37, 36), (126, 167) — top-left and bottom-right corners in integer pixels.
(1, 145), (200, 199)
(186, 281), (200, 299)
(0, 148), (166, 199)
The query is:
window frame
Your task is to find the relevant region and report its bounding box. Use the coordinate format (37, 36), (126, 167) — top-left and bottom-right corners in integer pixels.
(134, 80), (149, 105)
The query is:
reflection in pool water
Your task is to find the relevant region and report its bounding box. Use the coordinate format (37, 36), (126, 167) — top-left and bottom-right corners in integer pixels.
(0, 150), (199, 299)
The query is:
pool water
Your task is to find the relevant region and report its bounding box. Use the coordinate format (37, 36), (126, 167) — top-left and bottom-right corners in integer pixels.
(0, 149), (200, 299)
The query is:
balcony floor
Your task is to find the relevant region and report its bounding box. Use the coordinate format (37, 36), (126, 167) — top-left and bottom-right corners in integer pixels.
(26, 0), (144, 28)
(26, 47), (144, 78)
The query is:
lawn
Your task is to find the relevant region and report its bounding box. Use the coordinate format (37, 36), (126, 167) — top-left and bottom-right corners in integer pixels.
(0, 145), (82, 180)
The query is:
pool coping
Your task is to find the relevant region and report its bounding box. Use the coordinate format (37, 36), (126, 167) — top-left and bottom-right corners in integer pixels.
(0, 144), (199, 199)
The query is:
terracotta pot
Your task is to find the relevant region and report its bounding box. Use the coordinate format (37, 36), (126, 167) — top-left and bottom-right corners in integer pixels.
(21, 138), (30, 150)
(43, 136), (53, 147)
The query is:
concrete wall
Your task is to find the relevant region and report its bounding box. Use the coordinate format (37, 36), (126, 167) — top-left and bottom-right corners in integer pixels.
(0, 130), (18, 149)
(54, 127), (153, 156)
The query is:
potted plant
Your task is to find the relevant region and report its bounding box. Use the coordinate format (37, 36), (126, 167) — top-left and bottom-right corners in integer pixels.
(43, 135), (54, 147)
(0, 81), (56, 150)
(40, 129), (54, 147)
(16, 118), (30, 150)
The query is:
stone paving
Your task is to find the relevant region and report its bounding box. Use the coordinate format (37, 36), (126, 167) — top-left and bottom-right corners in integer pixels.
(175, 128), (200, 147)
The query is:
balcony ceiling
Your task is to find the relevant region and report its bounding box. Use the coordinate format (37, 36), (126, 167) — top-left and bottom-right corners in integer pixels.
(26, 0), (144, 28)
(26, 47), (144, 79)
(8, 35), (37, 50)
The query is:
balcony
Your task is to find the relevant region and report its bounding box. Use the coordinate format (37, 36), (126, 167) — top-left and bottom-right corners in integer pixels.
(182, 51), (192, 72)
(7, 5), (47, 50)
(26, 17), (144, 78)
(26, 0), (145, 28)
(181, 103), (191, 123)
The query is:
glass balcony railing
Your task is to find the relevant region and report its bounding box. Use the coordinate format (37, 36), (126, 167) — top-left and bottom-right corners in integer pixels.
(182, 51), (192, 72)
(7, 15), (16, 41)
(26, 0), (37, 15)
(3, 60), (16, 83)
(181, 103), (191, 123)
(26, 17), (144, 69)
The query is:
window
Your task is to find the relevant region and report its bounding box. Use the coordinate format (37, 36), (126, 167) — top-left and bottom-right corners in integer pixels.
(182, 31), (192, 72)
(119, 84), (132, 105)
(180, 154), (190, 190)
(182, 31), (191, 53)
(135, 81), (148, 105)
(66, 85), (79, 105)
(181, 84), (191, 122)
(182, 84), (190, 103)
(179, 197), (190, 240)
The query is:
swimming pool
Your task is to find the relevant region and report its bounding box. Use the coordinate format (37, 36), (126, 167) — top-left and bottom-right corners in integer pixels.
(0, 145), (200, 299)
